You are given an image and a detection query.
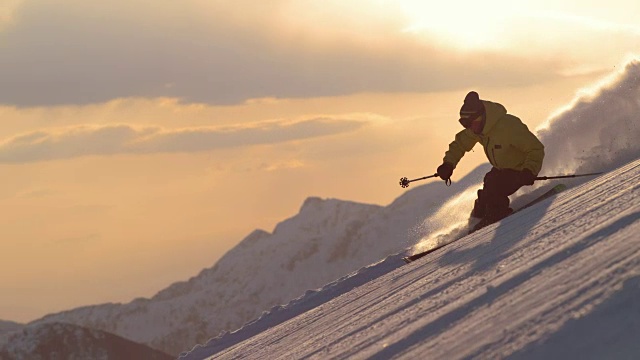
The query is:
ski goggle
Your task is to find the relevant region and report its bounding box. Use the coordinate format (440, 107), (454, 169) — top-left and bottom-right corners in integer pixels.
(458, 112), (482, 129)
(459, 116), (474, 128)
(459, 110), (484, 128)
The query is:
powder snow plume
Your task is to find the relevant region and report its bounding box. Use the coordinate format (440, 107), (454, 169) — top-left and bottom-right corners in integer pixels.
(537, 57), (640, 175)
(411, 187), (479, 253)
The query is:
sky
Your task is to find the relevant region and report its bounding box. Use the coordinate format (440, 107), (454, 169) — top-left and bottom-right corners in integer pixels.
(1, 0), (639, 323)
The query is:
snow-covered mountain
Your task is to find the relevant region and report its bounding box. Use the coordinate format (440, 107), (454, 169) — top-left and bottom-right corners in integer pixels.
(11, 58), (640, 358)
(29, 197), (394, 355)
(0, 322), (172, 360)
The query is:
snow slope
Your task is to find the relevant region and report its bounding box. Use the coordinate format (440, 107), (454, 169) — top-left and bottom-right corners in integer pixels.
(182, 157), (640, 360)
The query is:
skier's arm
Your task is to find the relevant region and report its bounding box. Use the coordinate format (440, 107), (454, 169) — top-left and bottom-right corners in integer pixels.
(512, 123), (545, 175)
(443, 129), (479, 167)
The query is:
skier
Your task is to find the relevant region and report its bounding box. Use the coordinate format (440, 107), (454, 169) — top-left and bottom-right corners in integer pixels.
(436, 91), (545, 232)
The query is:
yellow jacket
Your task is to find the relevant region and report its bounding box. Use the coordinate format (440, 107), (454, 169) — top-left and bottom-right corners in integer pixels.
(443, 100), (545, 175)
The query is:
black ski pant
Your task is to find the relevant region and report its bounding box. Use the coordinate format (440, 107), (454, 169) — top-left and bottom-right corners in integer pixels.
(471, 167), (525, 222)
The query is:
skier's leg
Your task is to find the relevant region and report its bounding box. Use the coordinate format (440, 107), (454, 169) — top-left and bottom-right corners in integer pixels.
(468, 169), (496, 231)
(470, 189), (486, 219)
(467, 190), (485, 231)
(470, 168), (522, 232)
(482, 168), (522, 222)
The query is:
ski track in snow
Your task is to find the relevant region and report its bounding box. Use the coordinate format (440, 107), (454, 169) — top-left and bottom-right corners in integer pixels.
(184, 159), (640, 360)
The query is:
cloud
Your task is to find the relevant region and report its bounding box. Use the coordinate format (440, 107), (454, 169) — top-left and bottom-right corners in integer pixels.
(0, 118), (367, 163)
(15, 188), (56, 199)
(261, 160), (306, 172)
(0, 0), (563, 107)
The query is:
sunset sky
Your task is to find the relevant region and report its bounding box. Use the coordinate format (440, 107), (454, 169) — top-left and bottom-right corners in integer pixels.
(1, 0), (639, 323)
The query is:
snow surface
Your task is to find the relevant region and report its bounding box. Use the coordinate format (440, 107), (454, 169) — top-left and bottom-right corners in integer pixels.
(181, 157), (640, 360)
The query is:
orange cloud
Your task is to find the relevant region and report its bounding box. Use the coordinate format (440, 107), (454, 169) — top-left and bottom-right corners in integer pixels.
(0, 0), (562, 107)
(0, 118), (368, 163)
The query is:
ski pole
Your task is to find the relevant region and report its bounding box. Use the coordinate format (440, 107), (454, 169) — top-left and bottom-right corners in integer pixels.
(535, 171), (604, 181)
(399, 174), (451, 188)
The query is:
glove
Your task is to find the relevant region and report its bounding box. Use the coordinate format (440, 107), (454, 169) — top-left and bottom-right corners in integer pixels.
(520, 169), (536, 186)
(437, 162), (454, 181)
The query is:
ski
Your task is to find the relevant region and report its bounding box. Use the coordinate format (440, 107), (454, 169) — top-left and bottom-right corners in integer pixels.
(403, 246), (441, 263)
(403, 184), (567, 264)
(515, 183), (567, 213)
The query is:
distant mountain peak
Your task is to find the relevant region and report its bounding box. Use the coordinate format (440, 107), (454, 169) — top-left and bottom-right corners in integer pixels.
(238, 229), (271, 248)
(300, 196), (326, 211)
